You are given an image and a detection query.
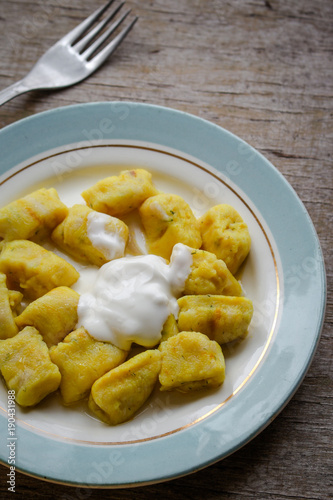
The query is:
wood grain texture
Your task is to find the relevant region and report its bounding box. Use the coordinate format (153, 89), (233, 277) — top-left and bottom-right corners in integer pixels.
(0, 0), (332, 498)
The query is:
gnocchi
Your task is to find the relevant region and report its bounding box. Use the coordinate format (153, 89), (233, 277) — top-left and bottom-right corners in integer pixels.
(184, 247), (242, 296)
(52, 204), (129, 266)
(0, 326), (61, 406)
(0, 239), (79, 300)
(159, 331), (225, 392)
(139, 193), (202, 260)
(50, 327), (127, 404)
(81, 168), (157, 216)
(15, 286), (80, 347)
(200, 204), (251, 275)
(178, 295), (254, 344)
(89, 349), (161, 425)
(0, 187), (68, 242)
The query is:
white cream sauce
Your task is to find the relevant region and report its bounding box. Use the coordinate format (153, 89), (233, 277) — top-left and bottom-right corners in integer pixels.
(86, 211), (126, 260)
(76, 243), (193, 350)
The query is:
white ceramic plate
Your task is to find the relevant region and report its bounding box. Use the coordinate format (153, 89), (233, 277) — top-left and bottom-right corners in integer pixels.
(0, 102), (326, 487)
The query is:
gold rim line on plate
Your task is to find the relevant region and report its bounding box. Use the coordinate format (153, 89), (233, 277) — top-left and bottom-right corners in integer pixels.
(0, 143), (281, 445)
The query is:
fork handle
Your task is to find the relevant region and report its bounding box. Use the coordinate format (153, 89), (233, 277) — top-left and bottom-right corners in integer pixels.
(0, 79), (32, 107)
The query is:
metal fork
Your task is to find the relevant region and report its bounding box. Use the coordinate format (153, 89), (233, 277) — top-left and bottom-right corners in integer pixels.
(0, 0), (138, 106)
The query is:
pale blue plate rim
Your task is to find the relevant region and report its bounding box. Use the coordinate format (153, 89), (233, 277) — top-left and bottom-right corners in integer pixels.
(0, 102), (326, 487)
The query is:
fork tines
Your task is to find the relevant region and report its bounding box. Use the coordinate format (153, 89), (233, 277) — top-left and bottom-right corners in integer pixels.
(64, 0), (138, 63)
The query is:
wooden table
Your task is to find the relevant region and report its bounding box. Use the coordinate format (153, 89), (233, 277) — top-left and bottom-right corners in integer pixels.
(0, 1), (332, 498)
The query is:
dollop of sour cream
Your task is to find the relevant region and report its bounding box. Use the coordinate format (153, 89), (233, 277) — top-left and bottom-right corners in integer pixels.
(86, 211), (126, 260)
(76, 243), (193, 350)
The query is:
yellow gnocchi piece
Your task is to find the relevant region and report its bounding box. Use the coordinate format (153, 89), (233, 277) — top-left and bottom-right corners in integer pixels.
(199, 204), (251, 275)
(81, 169), (157, 217)
(185, 248), (242, 296)
(52, 204), (129, 266)
(50, 327), (127, 404)
(177, 295), (253, 344)
(0, 188), (68, 242)
(0, 240), (79, 300)
(89, 349), (161, 425)
(159, 331), (225, 392)
(0, 326), (61, 406)
(0, 273), (22, 339)
(139, 193), (202, 260)
(160, 314), (179, 343)
(15, 286), (80, 347)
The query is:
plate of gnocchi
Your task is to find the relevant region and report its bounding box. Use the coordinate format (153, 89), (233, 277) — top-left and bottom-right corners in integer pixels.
(0, 102), (326, 487)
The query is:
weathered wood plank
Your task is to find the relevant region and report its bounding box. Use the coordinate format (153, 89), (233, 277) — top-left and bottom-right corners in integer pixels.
(0, 0), (332, 498)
